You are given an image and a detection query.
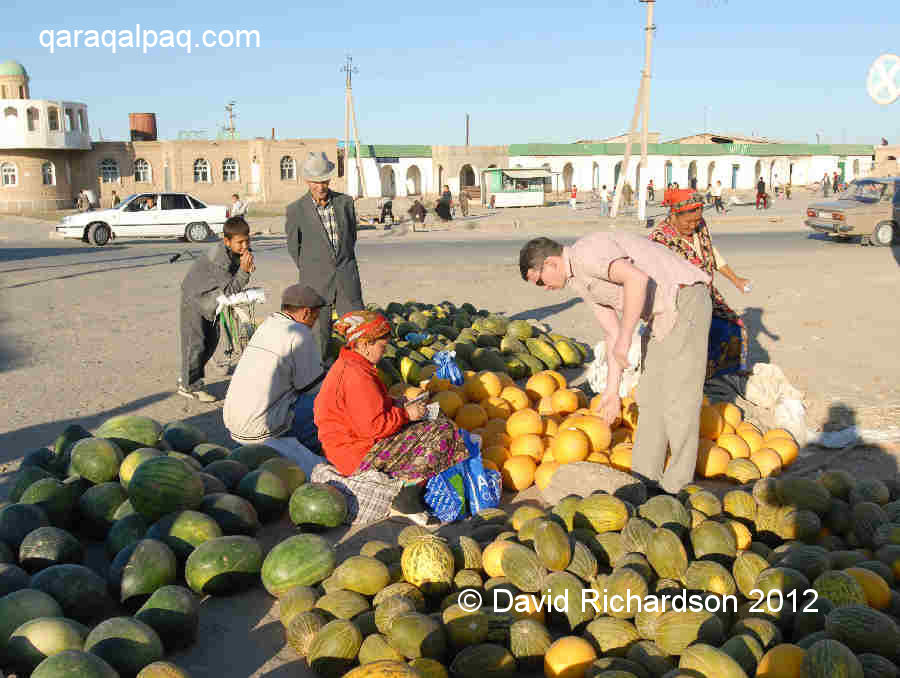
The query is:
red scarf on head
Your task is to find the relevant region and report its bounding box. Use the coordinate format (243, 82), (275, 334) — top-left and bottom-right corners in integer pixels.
(333, 310), (391, 348)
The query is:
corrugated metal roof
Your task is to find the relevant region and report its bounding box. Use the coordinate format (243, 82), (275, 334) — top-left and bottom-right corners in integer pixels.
(507, 143), (875, 157)
(348, 144), (432, 158)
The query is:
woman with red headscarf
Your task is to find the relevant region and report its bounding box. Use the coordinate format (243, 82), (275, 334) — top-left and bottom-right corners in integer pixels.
(649, 189), (752, 380)
(313, 310), (469, 505)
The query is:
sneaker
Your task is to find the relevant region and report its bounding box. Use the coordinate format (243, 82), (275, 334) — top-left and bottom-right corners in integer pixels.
(177, 386), (217, 402)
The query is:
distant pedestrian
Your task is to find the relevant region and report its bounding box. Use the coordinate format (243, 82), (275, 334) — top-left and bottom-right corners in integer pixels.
(459, 190), (469, 217)
(231, 193), (248, 217)
(647, 179), (655, 202)
(623, 182), (633, 207)
(569, 185), (577, 209)
(823, 173), (832, 197)
(599, 185), (610, 216)
(712, 181), (725, 213)
(756, 177), (768, 209)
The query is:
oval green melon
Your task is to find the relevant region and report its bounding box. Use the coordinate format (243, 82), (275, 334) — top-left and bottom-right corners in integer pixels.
(0, 564), (31, 596)
(639, 495), (692, 532)
(84, 616), (165, 677)
(584, 616), (642, 656)
(259, 457), (307, 494)
(94, 415), (163, 453)
(29, 564), (112, 623)
(732, 551), (770, 598)
(279, 585), (319, 626)
(647, 527), (689, 580)
(7, 616), (89, 674)
(184, 535), (263, 596)
(315, 589), (370, 620)
(20, 478), (77, 528)
(684, 561), (737, 597)
(825, 604), (900, 658)
(198, 492), (259, 536)
(533, 519), (571, 571)
(544, 570), (595, 631)
(161, 421), (207, 453)
(509, 619), (551, 671)
(307, 618), (363, 677)
(449, 642), (516, 677)
(228, 444), (280, 470)
(387, 611), (447, 660)
(0, 588), (64, 656)
(0, 503), (50, 549)
(690, 520), (738, 561)
(69, 438), (125, 484)
(32, 649), (119, 678)
(333, 555), (390, 596)
(285, 610), (328, 657)
(500, 542), (546, 594)
(166, 451), (204, 473)
(9, 466), (55, 503)
(236, 469), (289, 522)
(718, 633), (764, 676)
(146, 510), (223, 561)
(197, 472), (227, 495)
(679, 642), (748, 678)
(134, 585), (199, 652)
(137, 661), (193, 678)
(289, 483), (348, 529)
(261, 533), (336, 595)
(803, 638), (863, 678)
(203, 459), (250, 490)
(358, 632), (404, 664)
(105, 513), (148, 561)
(51, 425), (93, 474)
(108, 539), (177, 607)
(78, 482), (128, 538)
(654, 609), (724, 656)
(575, 493), (630, 533)
(19, 527), (83, 573)
(813, 570), (867, 607)
(191, 443), (229, 466)
(119, 448), (164, 490)
(128, 457), (204, 522)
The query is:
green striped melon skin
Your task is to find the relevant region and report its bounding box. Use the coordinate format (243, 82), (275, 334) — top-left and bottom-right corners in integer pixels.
(184, 535), (264, 595)
(7, 616), (89, 674)
(94, 415), (163, 453)
(0, 564), (31, 597)
(146, 510), (223, 561)
(108, 539), (177, 607)
(32, 649), (119, 678)
(261, 534), (336, 596)
(259, 457), (307, 494)
(236, 469), (289, 522)
(84, 616), (165, 677)
(198, 493), (260, 536)
(69, 438), (124, 484)
(119, 449), (164, 490)
(0, 503), (50, 549)
(0, 589), (64, 656)
(105, 514), (149, 560)
(9, 466), (54, 503)
(288, 483), (348, 529)
(167, 452), (204, 472)
(30, 564), (113, 624)
(52, 425), (93, 473)
(134, 585), (199, 652)
(198, 472), (227, 495)
(78, 482), (128, 538)
(20, 478), (77, 528)
(203, 460), (250, 491)
(19, 527), (84, 573)
(228, 445), (280, 470)
(128, 457), (204, 522)
(161, 421), (207, 453)
(192, 443), (230, 466)
(679, 642), (748, 678)
(825, 604), (900, 658)
(803, 638), (864, 678)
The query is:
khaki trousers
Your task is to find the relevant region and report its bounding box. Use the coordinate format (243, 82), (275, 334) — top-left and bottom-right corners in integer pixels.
(632, 284), (712, 494)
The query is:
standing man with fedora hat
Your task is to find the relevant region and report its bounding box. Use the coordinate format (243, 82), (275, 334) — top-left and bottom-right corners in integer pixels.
(285, 151), (365, 360)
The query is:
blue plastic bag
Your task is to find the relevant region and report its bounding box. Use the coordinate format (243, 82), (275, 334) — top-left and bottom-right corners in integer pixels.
(423, 468), (466, 523)
(459, 431), (502, 515)
(404, 332), (432, 348)
(433, 350), (464, 386)
(423, 431), (501, 522)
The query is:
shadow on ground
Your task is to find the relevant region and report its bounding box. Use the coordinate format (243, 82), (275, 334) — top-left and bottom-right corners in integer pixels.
(509, 297), (583, 322)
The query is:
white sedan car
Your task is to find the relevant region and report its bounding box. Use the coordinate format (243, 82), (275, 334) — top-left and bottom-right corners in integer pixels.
(56, 192), (229, 246)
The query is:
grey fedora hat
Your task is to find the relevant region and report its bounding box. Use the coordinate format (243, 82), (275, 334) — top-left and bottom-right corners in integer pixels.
(303, 151), (337, 182)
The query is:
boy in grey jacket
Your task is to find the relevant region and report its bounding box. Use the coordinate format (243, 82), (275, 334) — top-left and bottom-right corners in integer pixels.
(177, 216), (254, 401)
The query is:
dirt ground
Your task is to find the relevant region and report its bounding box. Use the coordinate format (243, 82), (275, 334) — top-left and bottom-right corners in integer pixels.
(0, 195), (898, 677)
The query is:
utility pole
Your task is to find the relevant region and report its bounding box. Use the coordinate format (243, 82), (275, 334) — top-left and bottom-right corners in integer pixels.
(342, 55), (367, 199)
(224, 101), (237, 140)
(466, 114), (470, 146)
(611, 0), (655, 221)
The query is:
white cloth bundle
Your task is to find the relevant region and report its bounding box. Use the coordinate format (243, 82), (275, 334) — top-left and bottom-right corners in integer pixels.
(214, 287), (266, 317)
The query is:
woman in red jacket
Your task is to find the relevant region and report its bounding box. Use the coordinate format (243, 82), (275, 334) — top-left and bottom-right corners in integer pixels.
(313, 310), (469, 488)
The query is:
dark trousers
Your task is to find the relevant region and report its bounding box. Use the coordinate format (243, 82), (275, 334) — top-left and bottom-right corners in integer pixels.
(316, 295), (364, 361)
(714, 197), (725, 213)
(290, 392), (322, 454)
(178, 300), (220, 388)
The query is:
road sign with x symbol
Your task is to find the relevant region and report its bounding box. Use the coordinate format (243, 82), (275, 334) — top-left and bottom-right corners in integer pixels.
(867, 53), (900, 105)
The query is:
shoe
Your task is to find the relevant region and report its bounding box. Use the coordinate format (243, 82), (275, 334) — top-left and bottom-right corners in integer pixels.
(389, 508), (432, 527)
(177, 386), (217, 402)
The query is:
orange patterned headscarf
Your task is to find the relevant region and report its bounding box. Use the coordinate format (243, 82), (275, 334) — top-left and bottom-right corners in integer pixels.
(664, 189), (704, 214)
(334, 310), (391, 348)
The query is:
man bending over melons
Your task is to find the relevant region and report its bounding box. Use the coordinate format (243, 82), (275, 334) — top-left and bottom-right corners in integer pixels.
(518, 233), (712, 495)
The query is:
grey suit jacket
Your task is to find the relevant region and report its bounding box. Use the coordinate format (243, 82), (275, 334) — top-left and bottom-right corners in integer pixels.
(285, 191), (363, 306)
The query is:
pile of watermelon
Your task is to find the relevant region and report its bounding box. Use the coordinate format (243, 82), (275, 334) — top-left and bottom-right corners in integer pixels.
(0, 414), (343, 678)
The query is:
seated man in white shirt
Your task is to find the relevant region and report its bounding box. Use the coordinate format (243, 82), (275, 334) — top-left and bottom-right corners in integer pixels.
(231, 193), (248, 218)
(223, 284), (326, 453)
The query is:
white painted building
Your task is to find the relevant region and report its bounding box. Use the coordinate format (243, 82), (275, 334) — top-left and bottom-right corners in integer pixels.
(345, 145), (433, 198)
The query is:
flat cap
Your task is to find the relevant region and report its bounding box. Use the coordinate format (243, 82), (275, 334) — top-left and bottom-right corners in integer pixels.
(281, 284), (326, 308)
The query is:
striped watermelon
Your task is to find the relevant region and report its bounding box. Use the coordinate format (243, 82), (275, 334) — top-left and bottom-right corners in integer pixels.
(94, 415), (163, 453)
(127, 457), (203, 522)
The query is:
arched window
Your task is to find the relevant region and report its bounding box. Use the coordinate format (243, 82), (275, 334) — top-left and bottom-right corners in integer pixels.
(64, 108), (75, 132)
(47, 107), (59, 131)
(41, 162), (55, 186)
(280, 156), (295, 180)
(26, 107), (39, 132)
(78, 110), (87, 133)
(222, 158), (238, 182)
(3, 106), (17, 134)
(99, 158), (119, 183)
(1, 163), (18, 187)
(193, 158), (210, 183)
(134, 158), (151, 183)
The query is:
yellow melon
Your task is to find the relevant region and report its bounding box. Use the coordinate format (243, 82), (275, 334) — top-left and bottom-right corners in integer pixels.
(696, 444), (730, 478)
(756, 644), (808, 678)
(542, 370), (567, 390)
(717, 433), (751, 459)
(483, 431), (512, 450)
(587, 452), (610, 464)
(763, 428), (795, 444)
(703, 396), (711, 406)
(510, 434), (545, 462)
(464, 371), (503, 402)
(542, 416), (560, 438)
(500, 386), (530, 411)
(715, 401), (743, 428)
(536, 396), (556, 416)
(736, 421), (762, 437)
(609, 443), (633, 471)
(455, 403), (488, 431)
(482, 396), (513, 420)
(506, 408), (543, 438)
(425, 377), (451, 393)
(496, 372), (515, 389)
(501, 455), (536, 491)
(726, 519), (753, 550)
(534, 462), (560, 491)
(721, 422), (736, 436)
(482, 540), (513, 578)
(448, 383), (468, 402)
(767, 437), (799, 467)
(542, 448), (555, 463)
(525, 373), (558, 401)
(550, 389), (581, 416)
(611, 428), (632, 446)
(483, 445), (510, 468)
(510, 593), (546, 624)
(739, 428), (765, 455)
(699, 405), (726, 440)
(751, 448), (784, 477)
(484, 418), (508, 435)
(544, 636), (597, 678)
(553, 429), (591, 464)
(434, 390), (464, 419)
(572, 416), (612, 454)
(845, 567), (892, 610)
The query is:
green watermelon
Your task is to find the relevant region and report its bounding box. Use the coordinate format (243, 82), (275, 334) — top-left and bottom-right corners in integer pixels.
(167, 451), (204, 472)
(119, 448), (164, 489)
(128, 457), (204, 522)
(108, 539), (177, 608)
(161, 421), (208, 453)
(0, 503), (50, 549)
(94, 415), (163, 453)
(18, 527), (84, 573)
(9, 466), (54, 503)
(259, 457), (307, 493)
(146, 510), (223, 561)
(289, 483), (348, 530)
(112, 499), (136, 520)
(69, 438), (124, 484)
(136, 661), (193, 678)
(184, 535), (263, 595)
(261, 534), (337, 595)
(228, 444), (280, 469)
(32, 650), (119, 678)
(21, 447), (59, 472)
(29, 564), (113, 623)
(51, 424), (92, 474)
(78, 482), (128, 538)
(198, 472), (227, 495)
(84, 617), (165, 677)
(0, 564), (31, 596)
(134, 585), (199, 652)
(106, 514), (150, 560)
(0, 540), (12, 564)
(191, 443), (230, 465)
(20, 478), (77, 527)
(204, 459), (250, 490)
(0, 588), (64, 656)
(6, 616), (89, 674)
(198, 493), (260, 536)
(236, 469), (289, 522)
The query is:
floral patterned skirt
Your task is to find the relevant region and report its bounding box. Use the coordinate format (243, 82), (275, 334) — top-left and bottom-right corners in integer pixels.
(357, 414), (469, 483)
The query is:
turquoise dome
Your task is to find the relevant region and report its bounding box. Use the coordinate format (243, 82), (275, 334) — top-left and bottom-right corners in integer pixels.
(0, 60), (27, 77)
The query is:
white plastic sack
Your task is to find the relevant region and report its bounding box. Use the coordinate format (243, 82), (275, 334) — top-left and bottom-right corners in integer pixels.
(744, 363), (804, 410)
(774, 397), (808, 447)
(214, 287), (266, 316)
(587, 325), (644, 398)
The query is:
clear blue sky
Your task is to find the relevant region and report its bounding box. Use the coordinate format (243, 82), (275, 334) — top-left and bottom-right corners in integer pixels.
(5, 0), (899, 146)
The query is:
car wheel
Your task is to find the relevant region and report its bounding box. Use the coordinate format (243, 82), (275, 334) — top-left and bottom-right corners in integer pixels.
(185, 222), (211, 243)
(88, 223), (111, 246)
(872, 222), (896, 247)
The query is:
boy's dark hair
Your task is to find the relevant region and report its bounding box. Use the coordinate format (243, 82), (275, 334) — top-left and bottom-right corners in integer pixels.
(223, 216), (250, 238)
(281, 304), (303, 313)
(519, 237), (562, 281)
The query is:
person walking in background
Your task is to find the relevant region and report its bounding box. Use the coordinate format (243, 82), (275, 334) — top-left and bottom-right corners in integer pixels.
(435, 185), (453, 221)
(647, 179), (655, 203)
(599, 185), (610, 216)
(285, 151), (364, 360)
(569, 185), (578, 209)
(756, 176), (768, 209)
(459, 189), (469, 217)
(712, 181), (725, 214)
(822, 173), (832, 197)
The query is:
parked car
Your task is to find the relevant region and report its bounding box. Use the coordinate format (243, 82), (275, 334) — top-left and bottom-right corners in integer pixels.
(804, 177), (899, 246)
(55, 192), (228, 246)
